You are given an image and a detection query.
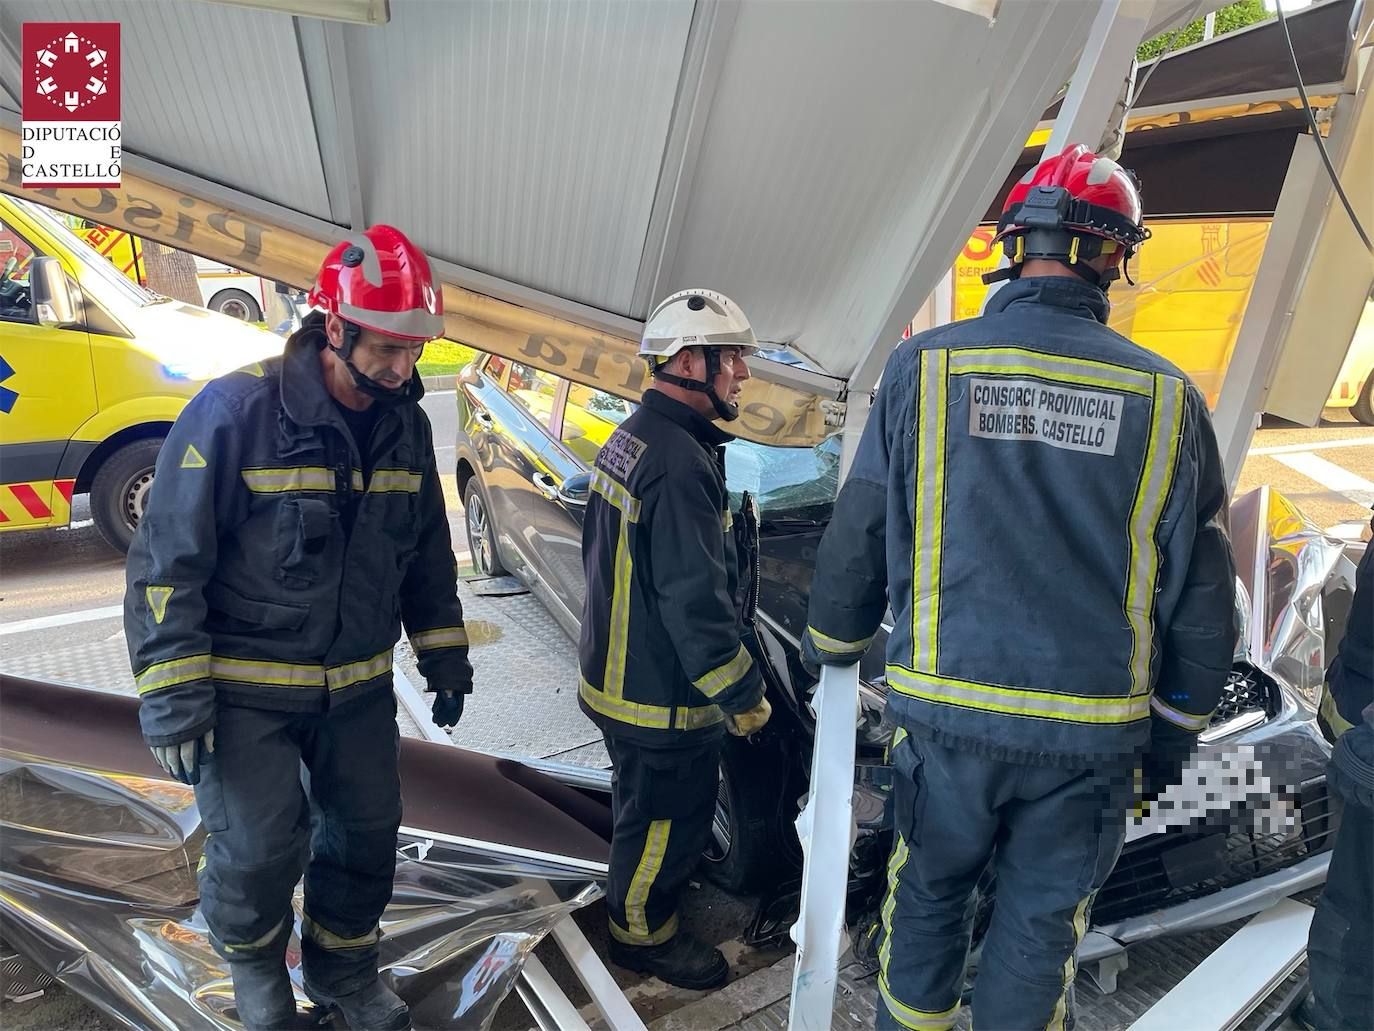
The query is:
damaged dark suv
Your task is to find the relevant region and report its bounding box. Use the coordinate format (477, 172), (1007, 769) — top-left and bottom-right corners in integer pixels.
(454, 353), (1357, 980)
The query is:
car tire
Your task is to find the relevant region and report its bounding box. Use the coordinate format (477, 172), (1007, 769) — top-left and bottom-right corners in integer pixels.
(463, 478), (509, 577)
(209, 288), (262, 323)
(91, 438), (163, 553)
(701, 734), (795, 894)
(1351, 372), (1374, 426)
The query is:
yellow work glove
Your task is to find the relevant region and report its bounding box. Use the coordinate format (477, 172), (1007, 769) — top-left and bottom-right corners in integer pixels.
(726, 696), (772, 737)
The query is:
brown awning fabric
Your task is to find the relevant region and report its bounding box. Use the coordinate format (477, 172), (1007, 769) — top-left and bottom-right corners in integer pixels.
(985, 111), (1306, 221)
(0, 674), (610, 865)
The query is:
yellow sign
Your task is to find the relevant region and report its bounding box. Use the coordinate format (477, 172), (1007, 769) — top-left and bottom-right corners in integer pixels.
(951, 218), (1271, 407)
(0, 128), (831, 448)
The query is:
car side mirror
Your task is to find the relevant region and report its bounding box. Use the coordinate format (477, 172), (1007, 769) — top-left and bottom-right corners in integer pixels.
(557, 471), (591, 507)
(31, 257), (79, 327)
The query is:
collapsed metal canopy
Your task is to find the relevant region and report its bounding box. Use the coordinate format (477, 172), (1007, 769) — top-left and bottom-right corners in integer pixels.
(0, 0), (1211, 390)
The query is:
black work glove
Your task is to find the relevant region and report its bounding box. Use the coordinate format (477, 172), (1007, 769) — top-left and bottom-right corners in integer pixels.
(431, 689), (465, 729)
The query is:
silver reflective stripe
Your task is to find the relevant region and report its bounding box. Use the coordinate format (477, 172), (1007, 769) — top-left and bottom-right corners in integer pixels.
(806, 625), (874, 655)
(911, 349), (947, 673)
(369, 468), (422, 493)
(409, 626), (469, 652)
(1150, 694), (1212, 732)
(241, 466), (336, 493)
(1125, 376), (1185, 696)
(211, 655), (326, 688)
(948, 348), (1154, 396)
(337, 298), (443, 341)
(590, 470), (641, 522)
(693, 644), (754, 698)
(136, 653), (212, 694)
(887, 665), (1151, 724)
(326, 650), (393, 692)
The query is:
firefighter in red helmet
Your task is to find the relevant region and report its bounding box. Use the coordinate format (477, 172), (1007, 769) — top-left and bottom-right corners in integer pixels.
(803, 147), (1236, 1030)
(126, 225), (471, 1030)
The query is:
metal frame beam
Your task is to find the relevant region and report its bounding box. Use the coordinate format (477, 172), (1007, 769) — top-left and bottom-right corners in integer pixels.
(1214, 51), (1373, 485)
(630, 0), (741, 318)
(296, 18), (367, 229)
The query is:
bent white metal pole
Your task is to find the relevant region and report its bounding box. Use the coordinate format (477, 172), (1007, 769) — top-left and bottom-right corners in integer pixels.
(788, 661), (861, 1031)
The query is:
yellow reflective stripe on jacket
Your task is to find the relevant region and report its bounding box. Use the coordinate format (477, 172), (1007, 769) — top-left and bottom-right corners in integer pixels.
(948, 347), (1154, 397)
(135, 653), (212, 694)
(240, 466), (336, 493)
(912, 349), (949, 674)
(579, 678), (725, 731)
(1125, 375), (1185, 696)
(205, 651), (392, 691)
(326, 650), (393, 692)
(806, 624), (875, 655)
(409, 626), (469, 652)
(887, 665), (1151, 725)
(693, 643), (754, 698)
(605, 517), (634, 699)
(211, 655), (327, 688)
(590, 470), (641, 522)
(301, 914), (380, 950)
(369, 468), (423, 493)
(351, 469), (365, 492)
(1150, 694), (1212, 732)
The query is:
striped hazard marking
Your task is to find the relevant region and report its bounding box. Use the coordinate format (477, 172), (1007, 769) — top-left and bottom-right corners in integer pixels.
(0, 479), (75, 528)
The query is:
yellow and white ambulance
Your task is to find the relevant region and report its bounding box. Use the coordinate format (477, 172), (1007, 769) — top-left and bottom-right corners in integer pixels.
(0, 195), (282, 551)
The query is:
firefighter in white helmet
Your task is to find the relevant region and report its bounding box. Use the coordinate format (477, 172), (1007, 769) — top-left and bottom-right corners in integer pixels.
(578, 289), (772, 988)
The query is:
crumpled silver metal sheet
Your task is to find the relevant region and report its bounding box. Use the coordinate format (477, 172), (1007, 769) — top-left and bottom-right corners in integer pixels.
(1238, 487), (1356, 705)
(0, 753), (602, 1030)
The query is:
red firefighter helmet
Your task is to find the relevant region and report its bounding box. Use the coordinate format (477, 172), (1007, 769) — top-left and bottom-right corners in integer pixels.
(308, 225), (444, 341)
(990, 145), (1148, 281)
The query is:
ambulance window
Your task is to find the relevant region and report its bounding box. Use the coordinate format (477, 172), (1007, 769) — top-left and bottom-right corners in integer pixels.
(507, 361), (561, 429)
(561, 384), (635, 465)
(0, 218), (39, 324)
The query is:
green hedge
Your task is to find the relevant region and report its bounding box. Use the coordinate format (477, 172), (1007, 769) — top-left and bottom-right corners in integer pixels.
(417, 339), (481, 378)
(1137, 0), (1270, 62)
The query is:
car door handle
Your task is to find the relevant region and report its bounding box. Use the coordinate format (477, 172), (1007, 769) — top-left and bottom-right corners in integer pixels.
(532, 473), (560, 501)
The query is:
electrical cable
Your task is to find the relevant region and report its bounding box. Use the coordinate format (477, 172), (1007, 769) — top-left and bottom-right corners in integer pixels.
(1275, 0), (1374, 254)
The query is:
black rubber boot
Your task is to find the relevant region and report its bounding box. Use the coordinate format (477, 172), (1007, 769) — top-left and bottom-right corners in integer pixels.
(305, 978), (411, 1031)
(227, 933), (300, 1030)
(608, 934), (729, 990)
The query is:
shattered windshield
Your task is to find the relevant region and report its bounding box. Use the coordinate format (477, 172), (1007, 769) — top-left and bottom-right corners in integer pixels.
(725, 434), (841, 520)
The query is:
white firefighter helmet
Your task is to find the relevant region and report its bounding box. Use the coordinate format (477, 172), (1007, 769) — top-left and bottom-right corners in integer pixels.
(639, 289), (758, 366)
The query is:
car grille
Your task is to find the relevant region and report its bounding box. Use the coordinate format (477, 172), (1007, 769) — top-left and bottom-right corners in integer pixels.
(1208, 664), (1274, 728)
(1093, 778), (1337, 926)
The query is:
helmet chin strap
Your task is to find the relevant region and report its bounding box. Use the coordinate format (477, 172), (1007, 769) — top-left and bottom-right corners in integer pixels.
(325, 317), (419, 406)
(652, 347), (740, 421)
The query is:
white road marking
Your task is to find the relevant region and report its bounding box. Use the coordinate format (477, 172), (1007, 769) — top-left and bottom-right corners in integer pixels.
(1273, 451), (1374, 508)
(1328, 522), (1370, 541)
(1250, 436), (1371, 456)
(54, 519), (95, 532)
(0, 604), (123, 635)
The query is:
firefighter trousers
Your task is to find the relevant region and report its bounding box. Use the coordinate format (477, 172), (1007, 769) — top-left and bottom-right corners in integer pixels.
(192, 689), (402, 997)
(602, 733), (722, 947)
(1307, 795), (1373, 1030)
(876, 728), (1131, 1031)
